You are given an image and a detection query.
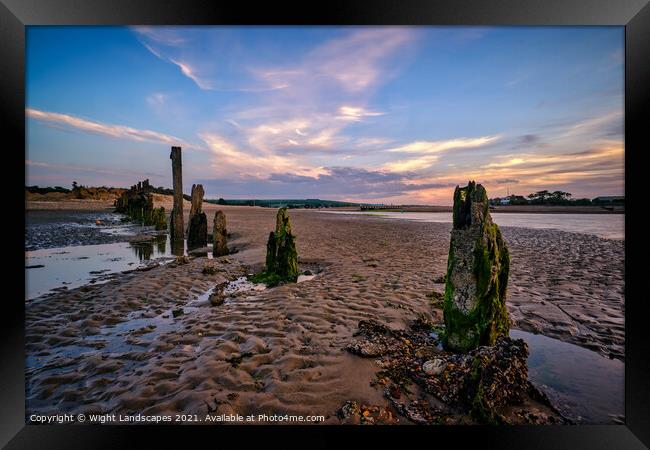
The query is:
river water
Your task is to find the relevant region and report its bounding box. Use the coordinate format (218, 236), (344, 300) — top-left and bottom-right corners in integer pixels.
(323, 211), (624, 240)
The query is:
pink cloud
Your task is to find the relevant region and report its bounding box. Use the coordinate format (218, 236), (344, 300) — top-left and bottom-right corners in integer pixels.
(27, 108), (201, 150)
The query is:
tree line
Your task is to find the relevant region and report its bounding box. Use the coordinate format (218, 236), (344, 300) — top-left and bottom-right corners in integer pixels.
(489, 190), (622, 206)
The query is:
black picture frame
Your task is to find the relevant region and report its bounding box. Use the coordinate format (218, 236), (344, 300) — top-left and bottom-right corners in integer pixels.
(2, 0), (648, 448)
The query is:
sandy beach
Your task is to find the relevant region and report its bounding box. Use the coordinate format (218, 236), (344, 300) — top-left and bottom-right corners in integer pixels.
(24, 201), (624, 423)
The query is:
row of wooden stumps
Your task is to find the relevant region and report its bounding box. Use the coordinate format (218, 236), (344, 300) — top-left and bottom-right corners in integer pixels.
(114, 179), (166, 230)
(169, 147), (298, 286)
(169, 146), (228, 257)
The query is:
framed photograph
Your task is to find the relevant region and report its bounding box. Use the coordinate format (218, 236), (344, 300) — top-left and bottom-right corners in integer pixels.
(2, 0), (648, 447)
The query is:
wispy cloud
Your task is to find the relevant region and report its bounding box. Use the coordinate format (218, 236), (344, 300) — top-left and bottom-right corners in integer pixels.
(382, 135), (501, 172)
(132, 26), (188, 47)
(387, 135), (500, 154)
(27, 108), (201, 150)
(250, 28), (417, 95)
(134, 27), (216, 90)
(481, 144), (622, 170)
(244, 119), (314, 152)
(134, 27), (419, 163)
(213, 28), (418, 155)
(168, 58), (214, 90)
(337, 106), (385, 122)
(199, 132), (326, 178)
(306, 28), (417, 93)
(482, 157), (526, 168)
(559, 111), (623, 139)
(134, 27), (292, 92)
(382, 155), (442, 173)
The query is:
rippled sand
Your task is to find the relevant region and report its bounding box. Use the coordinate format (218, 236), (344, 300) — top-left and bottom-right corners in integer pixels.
(25, 205), (624, 422)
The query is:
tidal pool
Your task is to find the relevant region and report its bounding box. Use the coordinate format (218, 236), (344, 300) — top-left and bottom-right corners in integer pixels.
(511, 329), (624, 424)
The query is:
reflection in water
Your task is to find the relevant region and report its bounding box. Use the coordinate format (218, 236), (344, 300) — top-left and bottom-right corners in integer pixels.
(171, 238), (185, 257)
(156, 237), (166, 254)
(511, 329), (624, 424)
(25, 234), (210, 299)
(131, 242), (153, 260)
(130, 235), (167, 261)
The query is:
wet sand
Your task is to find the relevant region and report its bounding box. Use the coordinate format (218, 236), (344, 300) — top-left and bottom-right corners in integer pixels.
(25, 203), (624, 422)
(26, 199), (117, 210)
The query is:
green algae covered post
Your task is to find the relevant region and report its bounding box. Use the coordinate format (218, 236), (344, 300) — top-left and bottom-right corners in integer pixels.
(114, 179), (167, 230)
(443, 181), (510, 352)
(254, 207), (299, 286)
(274, 207), (299, 281)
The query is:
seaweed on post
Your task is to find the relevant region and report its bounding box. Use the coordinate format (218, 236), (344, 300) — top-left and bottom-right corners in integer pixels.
(443, 181), (510, 352)
(251, 207), (299, 286)
(114, 179), (167, 230)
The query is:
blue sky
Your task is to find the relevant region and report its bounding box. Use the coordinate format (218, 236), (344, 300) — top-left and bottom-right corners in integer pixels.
(26, 26), (624, 204)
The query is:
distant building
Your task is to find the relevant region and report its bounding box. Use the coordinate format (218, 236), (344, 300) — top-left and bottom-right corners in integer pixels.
(490, 195), (527, 206)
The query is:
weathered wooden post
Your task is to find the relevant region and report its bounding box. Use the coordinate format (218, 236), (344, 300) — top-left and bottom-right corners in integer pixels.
(188, 183), (205, 230)
(252, 208), (299, 285)
(169, 146), (184, 245)
(187, 183), (207, 250)
(274, 207), (298, 280)
(258, 207), (298, 284)
(265, 231), (277, 272)
(212, 210), (229, 257)
(443, 181), (510, 352)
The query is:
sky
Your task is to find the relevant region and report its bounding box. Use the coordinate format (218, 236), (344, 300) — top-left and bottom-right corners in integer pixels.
(26, 26), (624, 205)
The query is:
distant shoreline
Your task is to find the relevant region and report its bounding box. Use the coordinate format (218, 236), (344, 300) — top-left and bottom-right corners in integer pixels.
(348, 205), (624, 214)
